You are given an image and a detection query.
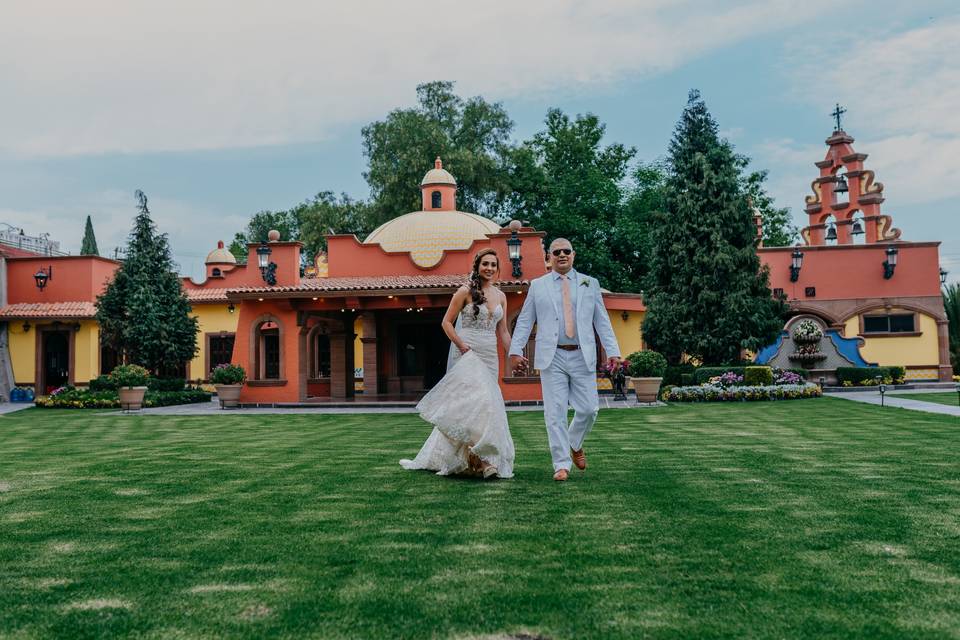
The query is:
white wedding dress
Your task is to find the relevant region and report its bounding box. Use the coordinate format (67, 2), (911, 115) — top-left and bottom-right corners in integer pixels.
(400, 303), (515, 478)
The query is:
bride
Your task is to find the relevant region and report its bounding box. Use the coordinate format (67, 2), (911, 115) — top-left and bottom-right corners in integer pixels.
(400, 248), (515, 479)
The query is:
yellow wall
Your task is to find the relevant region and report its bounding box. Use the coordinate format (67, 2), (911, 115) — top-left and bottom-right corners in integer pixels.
(189, 304), (241, 380)
(8, 321), (35, 385)
(74, 321), (99, 383)
(610, 311), (645, 357)
(843, 311), (940, 367)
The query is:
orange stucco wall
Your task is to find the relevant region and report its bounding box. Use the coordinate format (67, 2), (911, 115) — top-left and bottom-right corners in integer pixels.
(6, 256), (118, 303)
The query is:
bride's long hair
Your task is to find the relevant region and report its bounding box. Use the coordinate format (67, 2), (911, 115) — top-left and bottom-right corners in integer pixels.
(468, 248), (499, 317)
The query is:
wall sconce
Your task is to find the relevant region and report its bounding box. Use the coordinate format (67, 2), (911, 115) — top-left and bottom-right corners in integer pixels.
(22, 321), (31, 333)
(34, 265), (53, 290)
(256, 242), (277, 286)
(620, 310), (629, 322)
(882, 245), (898, 280)
(228, 303), (236, 314)
(789, 247), (804, 282)
(940, 267), (948, 285)
(506, 220), (522, 278)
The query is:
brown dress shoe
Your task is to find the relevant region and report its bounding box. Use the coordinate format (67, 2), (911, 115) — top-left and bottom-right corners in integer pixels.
(553, 469), (569, 482)
(571, 448), (586, 470)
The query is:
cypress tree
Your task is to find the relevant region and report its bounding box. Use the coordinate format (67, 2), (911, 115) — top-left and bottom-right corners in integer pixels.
(95, 191), (198, 375)
(80, 215), (99, 255)
(643, 90), (785, 364)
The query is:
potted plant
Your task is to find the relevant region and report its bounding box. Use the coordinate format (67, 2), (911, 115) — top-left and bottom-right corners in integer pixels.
(109, 364), (150, 411)
(625, 351), (668, 403)
(210, 363), (246, 408)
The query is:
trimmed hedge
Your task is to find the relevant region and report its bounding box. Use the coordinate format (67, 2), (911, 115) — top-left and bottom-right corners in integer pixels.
(694, 366), (807, 385)
(663, 363), (696, 387)
(36, 387), (211, 409)
(148, 378), (186, 392)
(835, 367), (905, 385)
(88, 375), (116, 391)
(744, 366), (773, 386)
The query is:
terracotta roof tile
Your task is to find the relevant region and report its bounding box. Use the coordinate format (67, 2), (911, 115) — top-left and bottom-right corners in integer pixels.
(185, 288), (230, 302)
(226, 273), (528, 296)
(0, 301), (96, 319)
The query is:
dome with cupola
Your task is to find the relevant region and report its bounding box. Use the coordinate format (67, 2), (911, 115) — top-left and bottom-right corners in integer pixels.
(363, 157), (501, 268)
(205, 240), (236, 265)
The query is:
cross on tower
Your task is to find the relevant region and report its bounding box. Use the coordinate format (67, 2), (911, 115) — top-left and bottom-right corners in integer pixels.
(831, 103), (847, 132)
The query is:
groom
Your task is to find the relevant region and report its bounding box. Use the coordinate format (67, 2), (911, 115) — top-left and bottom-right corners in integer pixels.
(509, 238), (621, 481)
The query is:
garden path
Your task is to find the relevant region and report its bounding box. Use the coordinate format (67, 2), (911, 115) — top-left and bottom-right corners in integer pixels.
(827, 389), (960, 417)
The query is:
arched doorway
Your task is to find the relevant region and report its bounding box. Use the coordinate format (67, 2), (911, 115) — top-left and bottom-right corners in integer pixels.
(39, 328), (71, 394)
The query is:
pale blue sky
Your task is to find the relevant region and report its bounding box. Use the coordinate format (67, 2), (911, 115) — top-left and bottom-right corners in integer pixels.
(1, 1), (957, 283)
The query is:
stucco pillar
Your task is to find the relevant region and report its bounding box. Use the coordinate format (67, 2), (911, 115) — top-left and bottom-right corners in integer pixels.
(329, 319), (356, 399)
(937, 320), (953, 382)
(360, 313), (378, 396)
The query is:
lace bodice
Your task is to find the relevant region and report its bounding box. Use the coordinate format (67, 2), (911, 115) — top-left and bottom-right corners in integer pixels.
(459, 303), (503, 332)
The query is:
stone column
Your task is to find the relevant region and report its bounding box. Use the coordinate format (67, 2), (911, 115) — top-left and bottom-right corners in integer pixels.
(360, 313), (378, 396)
(329, 317), (357, 399)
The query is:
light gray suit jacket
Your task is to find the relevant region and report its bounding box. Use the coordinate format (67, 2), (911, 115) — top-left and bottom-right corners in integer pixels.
(508, 270), (621, 372)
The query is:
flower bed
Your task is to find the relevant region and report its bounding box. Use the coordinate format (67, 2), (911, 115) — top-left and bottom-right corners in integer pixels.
(35, 386), (212, 409)
(663, 383), (822, 402)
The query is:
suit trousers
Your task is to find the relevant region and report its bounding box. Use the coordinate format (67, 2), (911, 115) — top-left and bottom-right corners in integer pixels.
(540, 348), (600, 471)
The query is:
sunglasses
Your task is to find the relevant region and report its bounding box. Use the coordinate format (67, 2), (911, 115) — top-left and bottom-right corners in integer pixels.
(551, 248), (573, 257)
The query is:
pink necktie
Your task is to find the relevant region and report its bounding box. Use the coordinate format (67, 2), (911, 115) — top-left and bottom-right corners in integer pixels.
(561, 274), (574, 338)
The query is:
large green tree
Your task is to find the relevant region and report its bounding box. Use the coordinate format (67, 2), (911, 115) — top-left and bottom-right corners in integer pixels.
(944, 282), (960, 373)
(227, 210), (301, 263)
(519, 109), (637, 290)
(643, 90), (786, 364)
(361, 81), (515, 225)
(96, 191), (198, 375)
(80, 215), (99, 256)
(743, 168), (798, 247)
(297, 192), (376, 259)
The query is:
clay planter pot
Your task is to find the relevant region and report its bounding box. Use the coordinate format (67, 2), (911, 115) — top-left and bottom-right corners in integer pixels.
(215, 384), (243, 409)
(631, 377), (662, 403)
(118, 386), (147, 411)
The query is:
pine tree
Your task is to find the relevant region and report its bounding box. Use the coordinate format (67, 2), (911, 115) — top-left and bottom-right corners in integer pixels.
(80, 215), (99, 255)
(642, 91), (786, 364)
(95, 191), (198, 375)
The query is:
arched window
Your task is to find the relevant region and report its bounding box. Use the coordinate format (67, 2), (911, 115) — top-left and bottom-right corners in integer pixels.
(211, 268), (222, 277)
(252, 318), (283, 380)
(431, 190), (442, 209)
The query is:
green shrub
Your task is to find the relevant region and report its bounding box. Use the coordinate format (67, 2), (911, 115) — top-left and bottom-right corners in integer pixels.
(744, 366), (774, 386)
(694, 366), (746, 385)
(108, 364), (150, 388)
(887, 366), (906, 384)
(210, 363), (246, 385)
(147, 377), (186, 392)
(663, 363), (696, 386)
(625, 351), (668, 378)
(835, 367), (892, 385)
(680, 373), (696, 386)
(88, 375), (117, 392)
(36, 387), (212, 409)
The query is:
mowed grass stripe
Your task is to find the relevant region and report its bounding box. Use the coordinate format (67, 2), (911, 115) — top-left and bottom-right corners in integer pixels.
(1, 399), (959, 639)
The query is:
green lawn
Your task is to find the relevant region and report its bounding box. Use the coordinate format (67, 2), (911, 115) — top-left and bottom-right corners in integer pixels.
(2, 400), (960, 639)
(894, 392), (960, 407)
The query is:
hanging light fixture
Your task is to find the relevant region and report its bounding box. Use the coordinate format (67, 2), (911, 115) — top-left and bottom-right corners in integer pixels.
(790, 247), (804, 282)
(825, 224), (838, 242)
(33, 266), (53, 290)
(850, 219), (864, 236)
(940, 267), (948, 284)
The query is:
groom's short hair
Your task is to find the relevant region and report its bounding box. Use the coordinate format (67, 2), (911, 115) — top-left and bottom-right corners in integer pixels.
(549, 238), (573, 251)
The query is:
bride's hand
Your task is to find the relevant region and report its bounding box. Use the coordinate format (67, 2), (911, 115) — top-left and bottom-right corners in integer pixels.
(458, 344), (471, 355)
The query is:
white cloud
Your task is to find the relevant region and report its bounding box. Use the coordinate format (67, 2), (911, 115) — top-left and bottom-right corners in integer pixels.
(759, 17), (960, 213)
(0, 0), (837, 157)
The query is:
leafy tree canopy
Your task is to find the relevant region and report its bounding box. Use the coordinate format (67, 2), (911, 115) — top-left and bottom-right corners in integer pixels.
(96, 191), (198, 375)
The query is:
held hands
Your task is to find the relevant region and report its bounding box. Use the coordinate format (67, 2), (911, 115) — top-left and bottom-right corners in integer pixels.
(509, 354), (529, 376)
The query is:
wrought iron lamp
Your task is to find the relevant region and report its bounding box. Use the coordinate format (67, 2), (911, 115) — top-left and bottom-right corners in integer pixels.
(33, 266), (52, 290)
(228, 303), (236, 314)
(506, 220), (523, 278)
(789, 247), (804, 282)
(621, 310), (629, 322)
(940, 267), (948, 285)
(882, 245), (898, 280)
(21, 321), (30, 333)
(256, 242), (277, 286)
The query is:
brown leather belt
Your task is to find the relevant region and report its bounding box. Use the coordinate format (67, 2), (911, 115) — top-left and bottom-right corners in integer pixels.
(557, 344), (580, 351)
